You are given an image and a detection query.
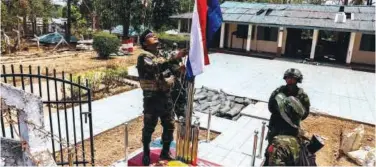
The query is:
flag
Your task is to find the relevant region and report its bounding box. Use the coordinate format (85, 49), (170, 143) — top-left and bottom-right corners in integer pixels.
(186, 0), (223, 79)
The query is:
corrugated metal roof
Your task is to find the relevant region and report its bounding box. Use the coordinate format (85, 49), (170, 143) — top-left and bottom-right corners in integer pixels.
(170, 1), (375, 33)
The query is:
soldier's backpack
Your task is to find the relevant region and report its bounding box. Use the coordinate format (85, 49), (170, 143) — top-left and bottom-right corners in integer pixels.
(296, 142), (318, 166)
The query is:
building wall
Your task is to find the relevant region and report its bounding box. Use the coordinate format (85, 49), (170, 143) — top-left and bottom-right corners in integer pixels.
(351, 33), (375, 65)
(226, 23), (281, 53)
(251, 39), (278, 53)
(226, 23), (247, 49)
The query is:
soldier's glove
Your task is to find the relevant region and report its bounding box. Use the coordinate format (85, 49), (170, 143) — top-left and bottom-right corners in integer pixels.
(165, 75), (175, 87)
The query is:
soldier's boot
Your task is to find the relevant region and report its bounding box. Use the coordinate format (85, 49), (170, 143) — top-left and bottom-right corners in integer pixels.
(159, 142), (174, 160)
(142, 143), (151, 166)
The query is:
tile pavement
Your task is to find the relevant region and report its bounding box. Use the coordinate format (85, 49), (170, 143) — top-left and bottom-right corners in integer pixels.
(128, 53), (375, 124)
(194, 53), (375, 124)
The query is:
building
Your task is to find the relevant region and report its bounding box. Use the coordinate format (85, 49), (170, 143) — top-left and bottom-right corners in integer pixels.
(170, 1), (375, 66)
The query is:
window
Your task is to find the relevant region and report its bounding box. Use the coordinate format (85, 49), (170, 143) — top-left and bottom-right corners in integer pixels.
(359, 34), (375, 52)
(257, 26), (278, 41)
(236, 24), (248, 39)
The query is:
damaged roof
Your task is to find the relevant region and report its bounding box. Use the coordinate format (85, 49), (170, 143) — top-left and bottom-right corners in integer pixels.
(170, 1), (375, 33)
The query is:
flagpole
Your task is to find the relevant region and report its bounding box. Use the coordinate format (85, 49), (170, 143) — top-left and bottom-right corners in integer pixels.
(181, 0), (195, 164)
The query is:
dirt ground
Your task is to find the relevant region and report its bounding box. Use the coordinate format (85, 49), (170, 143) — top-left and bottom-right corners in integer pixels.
(301, 114), (375, 166)
(55, 115), (219, 166)
(1, 46), (141, 78)
(54, 113), (376, 166)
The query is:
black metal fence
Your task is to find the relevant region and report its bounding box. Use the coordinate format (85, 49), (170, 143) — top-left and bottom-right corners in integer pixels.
(0, 64), (95, 166)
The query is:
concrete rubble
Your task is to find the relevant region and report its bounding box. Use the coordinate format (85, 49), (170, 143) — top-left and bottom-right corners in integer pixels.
(193, 86), (256, 120)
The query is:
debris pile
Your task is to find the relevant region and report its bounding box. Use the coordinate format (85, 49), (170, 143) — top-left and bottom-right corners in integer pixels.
(193, 86), (256, 120)
(340, 125), (376, 166)
(76, 39), (94, 51)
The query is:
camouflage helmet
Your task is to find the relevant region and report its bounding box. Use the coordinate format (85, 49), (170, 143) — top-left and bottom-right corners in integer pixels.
(275, 93), (306, 129)
(283, 68), (303, 83)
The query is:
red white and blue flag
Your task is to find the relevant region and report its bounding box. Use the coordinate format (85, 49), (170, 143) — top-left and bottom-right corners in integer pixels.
(186, 0), (223, 80)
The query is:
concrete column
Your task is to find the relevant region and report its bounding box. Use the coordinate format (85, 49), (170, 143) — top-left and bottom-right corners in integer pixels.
(219, 23), (225, 48)
(246, 24), (253, 51)
(177, 20), (181, 33)
(277, 27), (284, 56)
(310, 29), (319, 60)
(346, 32), (356, 64)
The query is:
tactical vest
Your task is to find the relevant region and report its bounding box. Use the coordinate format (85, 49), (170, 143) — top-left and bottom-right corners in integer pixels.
(137, 51), (172, 92)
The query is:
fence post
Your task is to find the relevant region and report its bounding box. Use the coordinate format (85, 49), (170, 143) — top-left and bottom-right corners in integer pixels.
(206, 109), (212, 142)
(124, 123), (129, 166)
(258, 121), (266, 158)
(252, 130), (259, 166)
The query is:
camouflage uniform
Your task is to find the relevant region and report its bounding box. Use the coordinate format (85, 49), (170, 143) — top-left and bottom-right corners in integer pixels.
(267, 68), (310, 144)
(263, 92), (307, 166)
(137, 49), (180, 161)
(267, 85), (310, 143)
(267, 135), (300, 166)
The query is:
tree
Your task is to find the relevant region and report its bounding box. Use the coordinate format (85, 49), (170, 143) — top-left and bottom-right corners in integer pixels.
(93, 0), (120, 30)
(63, 4), (87, 37)
(152, 0), (179, 31)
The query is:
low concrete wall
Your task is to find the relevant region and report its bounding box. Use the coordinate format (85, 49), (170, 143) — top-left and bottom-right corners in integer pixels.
(0, 83), (56, 166)
(0, 138), (25, 166)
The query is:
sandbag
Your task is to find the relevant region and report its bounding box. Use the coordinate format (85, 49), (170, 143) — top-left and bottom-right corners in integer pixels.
(340, 125), (364, 153)
(227, 104), (244, 117)
(227, 96), (235, 101)
(199, 103), (210, 111)
(211, 104), (221, 115)
(194, 93), (206, 101)
(234, 97), (244, 104)
(211, 95), (219, 101)
(210, 100), (220, 107)
(219, 100), (231, 114)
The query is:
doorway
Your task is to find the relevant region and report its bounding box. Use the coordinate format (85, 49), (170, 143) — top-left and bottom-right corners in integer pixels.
(285, 28), (313, 59)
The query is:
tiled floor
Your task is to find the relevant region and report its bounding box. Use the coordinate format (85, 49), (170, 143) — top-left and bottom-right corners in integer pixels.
(128, 53), (375, 124)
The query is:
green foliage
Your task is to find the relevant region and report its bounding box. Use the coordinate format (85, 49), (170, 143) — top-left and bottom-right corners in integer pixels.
(157, 33), (189, 48)
(178, 0), (194, 13)
(63, 5), (82, 23)
(157, 33), (189, 42)
(69, 71), (103, 100)
(92, 32), (121, 58)
(67, 66), (129, 99)
(62, 4), (89, 36)
(93, 0), (122, 30)
(51, 5), (64, 18)
(102, 67), (128, 90)
(152, 0), (180, 31)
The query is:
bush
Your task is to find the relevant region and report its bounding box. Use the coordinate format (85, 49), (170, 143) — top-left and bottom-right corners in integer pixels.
(65, 66), (128, 99)
(157, 33), (190, 48)
(68, 71), (104, 100)
(102, 67), (128, 91)
(93, 32), (120, 58)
